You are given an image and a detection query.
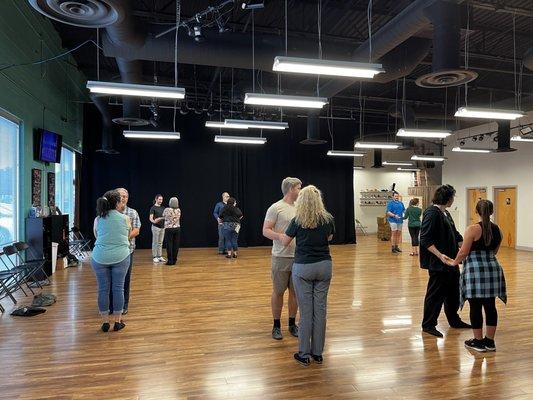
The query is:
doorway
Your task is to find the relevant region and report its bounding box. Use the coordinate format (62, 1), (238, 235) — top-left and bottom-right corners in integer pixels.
(466, 188), (487, 226)
(494, 187), (517, 248)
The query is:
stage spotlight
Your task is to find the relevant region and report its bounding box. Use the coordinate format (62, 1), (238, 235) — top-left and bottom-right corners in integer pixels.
(192, 25), (204, 42)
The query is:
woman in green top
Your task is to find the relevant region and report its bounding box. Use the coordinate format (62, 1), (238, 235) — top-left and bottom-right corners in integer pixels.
(403, 198), (422, 256)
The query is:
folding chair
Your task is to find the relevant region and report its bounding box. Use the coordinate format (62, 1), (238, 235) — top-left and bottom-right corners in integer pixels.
(69, 226), (91, 259)
(13, 242), (50, 284)
(1, 245), (45, 294)
(355, 219), (368, 236)
(0, 249), (30, 307)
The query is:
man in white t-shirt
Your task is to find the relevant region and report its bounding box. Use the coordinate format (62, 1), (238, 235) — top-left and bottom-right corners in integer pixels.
(262, 177), (302, 340)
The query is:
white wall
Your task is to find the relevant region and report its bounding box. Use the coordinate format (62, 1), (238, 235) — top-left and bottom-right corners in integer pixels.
(442, 111), (533, 250)
(353, 150), (414, 235)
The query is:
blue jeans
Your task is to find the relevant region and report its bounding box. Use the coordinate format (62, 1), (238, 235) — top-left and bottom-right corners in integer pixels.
(109, 252), (134, 313)
(218, 224), (226, 253)
(91, 255), (130, 315)
(222, 224), (238, 251)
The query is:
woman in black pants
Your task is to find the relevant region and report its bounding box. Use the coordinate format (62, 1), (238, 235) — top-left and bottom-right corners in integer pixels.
(403, 198), (422, 256)
(448, 199), (507, 352)
(163, 197), (181, 266)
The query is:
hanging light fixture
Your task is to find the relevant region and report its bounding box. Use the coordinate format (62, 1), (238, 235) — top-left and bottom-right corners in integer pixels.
(123, 130), (180, 140)
(382, 161), (414, 166)
(454, 107), (525, 120)
(396, 128), (451, 139)
(87, 81), (185, 99)
(327, 150), (365, 157)
(205, 121), (248, 129)
(354, 142), (401, 149)
(511, 135), (533, 142)
(451, 146), (492, 153)
(272, 57), (384, 78)
(411, 155), (446, 162)
(244, 93), (328, 109)
(225, 119), (288, 130)
(214, 135), (267, 144)
(397, 167), (421, 172)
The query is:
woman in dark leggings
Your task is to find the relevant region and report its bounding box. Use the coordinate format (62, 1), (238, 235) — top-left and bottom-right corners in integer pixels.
(448, 200), (507, 352)
(403, 198), (422, 256)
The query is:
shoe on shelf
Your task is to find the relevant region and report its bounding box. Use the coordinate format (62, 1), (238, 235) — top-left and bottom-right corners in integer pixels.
(288, 324), (299, 338)
(294, 353), (310, 367)
(483, 337), (496, 351)
(422, 327), (444, 338)
(465, 338), (486, 352)
(153, 257), (160, 263)
(272, 326), (283, 340)
(113, 321), (126, 331)
(311, 354), (323, 364)
(450, 320), (472, 329)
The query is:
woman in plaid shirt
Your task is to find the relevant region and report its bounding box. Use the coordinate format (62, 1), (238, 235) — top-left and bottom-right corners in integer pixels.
(447, 200), (507, 352)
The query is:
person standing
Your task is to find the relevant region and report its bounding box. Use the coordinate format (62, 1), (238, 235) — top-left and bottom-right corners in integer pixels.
(386, 192), (405, 253)
(262, 177), (301, 340)
(214, 192), (230, 255)
(447, 200), (507, 352)
(163, 197), (181, 266)
(403, 198), (422, 256)
(420, 184), (471, 337)
(109, 188), (140, 315)
(280, 185), (335, 366)
(219, 197), (243, 258)
(91, 190), (130, 332)
(149, 194), (166, 264)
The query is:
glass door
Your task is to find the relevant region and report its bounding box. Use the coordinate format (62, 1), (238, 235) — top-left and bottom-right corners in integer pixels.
(0, 111), (19, 245)
(55, 147), (76, 228)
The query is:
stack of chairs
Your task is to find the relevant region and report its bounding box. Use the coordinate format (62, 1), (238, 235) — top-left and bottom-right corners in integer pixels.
(68, 226), (91, 260)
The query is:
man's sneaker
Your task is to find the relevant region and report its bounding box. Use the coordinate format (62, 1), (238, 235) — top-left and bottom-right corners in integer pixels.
(272, 326), (283, 340)
(483, 337), (496, 352)
(311, 354), (323, 364)
(450, 320), (472, 329)
(464, 338), (486, 352)
(288, 324), (299, 337)
(293, 353), (310, 366)
(395, 246), (402, 253)
(392, 248), (398, 253)
(158, 257), (167, 263)
(153, 257), (160, 263)
(422, 327), (444, 338)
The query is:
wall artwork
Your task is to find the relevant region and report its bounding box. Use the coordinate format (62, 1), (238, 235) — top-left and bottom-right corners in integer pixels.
(47, 172), (55, 206)
(31, 168), (42, 206)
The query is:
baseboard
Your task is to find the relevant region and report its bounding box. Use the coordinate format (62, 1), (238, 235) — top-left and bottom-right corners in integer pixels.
(516, 246), (533, 252)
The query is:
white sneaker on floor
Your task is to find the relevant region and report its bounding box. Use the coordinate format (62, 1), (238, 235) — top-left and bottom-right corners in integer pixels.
(153, 257), (160, 263)
(158, 257), (167, 262)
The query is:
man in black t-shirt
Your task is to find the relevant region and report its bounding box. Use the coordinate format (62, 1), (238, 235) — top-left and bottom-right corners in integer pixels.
(149, 194), (166, 263)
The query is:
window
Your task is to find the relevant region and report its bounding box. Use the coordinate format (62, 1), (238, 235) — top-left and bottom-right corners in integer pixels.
(55, 147), (76, 228)
(0, 111), (19, 245)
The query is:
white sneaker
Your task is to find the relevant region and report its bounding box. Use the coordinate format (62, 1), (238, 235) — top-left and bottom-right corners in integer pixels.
(153, 257), (160, 263)
(158, 257), (167, 262)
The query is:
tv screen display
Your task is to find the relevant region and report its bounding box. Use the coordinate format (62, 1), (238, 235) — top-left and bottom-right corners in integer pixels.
(38, 130), (62, 163)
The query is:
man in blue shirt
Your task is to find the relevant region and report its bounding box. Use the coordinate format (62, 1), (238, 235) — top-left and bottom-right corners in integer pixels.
(386, 192), (406, 253)
(213, 192), (230, 254)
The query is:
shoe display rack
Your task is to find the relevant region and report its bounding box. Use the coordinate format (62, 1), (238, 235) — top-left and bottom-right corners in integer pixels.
(359, 190), (394, 206)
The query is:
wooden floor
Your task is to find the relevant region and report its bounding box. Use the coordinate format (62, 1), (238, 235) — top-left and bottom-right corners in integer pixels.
(1, 235), (533, 399)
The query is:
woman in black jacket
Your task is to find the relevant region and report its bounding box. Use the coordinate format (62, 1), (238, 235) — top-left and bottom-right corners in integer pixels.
(219, 197), (243, 258)
(420, 184), (471, 338)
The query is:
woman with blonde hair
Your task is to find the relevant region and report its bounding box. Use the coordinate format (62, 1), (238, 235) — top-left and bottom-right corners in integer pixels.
(280, 185), (335, 366)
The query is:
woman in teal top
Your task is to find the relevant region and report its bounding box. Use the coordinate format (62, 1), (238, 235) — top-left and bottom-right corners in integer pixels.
(403, 198), (422, 256)
(91, 189), (131, 332)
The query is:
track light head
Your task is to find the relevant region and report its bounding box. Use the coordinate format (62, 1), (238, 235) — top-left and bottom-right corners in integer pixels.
(472, 136), (477, 142)
(192, 25), (204, 43)
(460, 140), (465, 146)
(478, 135), (484, 141)
(241, 1), (265, 10)
(180, 103), (189, 115)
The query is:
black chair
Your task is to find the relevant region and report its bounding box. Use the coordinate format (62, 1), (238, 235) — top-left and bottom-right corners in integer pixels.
(69, 226), (91, 259)
(13, 241), (50, 284)
(1, 245), (45, 294)
(0, 249), (29, 311)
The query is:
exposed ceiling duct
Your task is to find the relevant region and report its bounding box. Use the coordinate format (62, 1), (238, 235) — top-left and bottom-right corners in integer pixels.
(301, 112), (326, 145)
(91, 94), (119, 154)
(495, 120), (516, 152)
(372, 149), (383, 168)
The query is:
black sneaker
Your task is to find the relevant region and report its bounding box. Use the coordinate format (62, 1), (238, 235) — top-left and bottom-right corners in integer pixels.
(422, 327), (444, 338)
(272, 326), (283, 340)
(483, 337), (496, 352)
(311, 354), (323, 364)
(288, 324), (299, 337)
(113, 321), (126, 331)
(450, 320), (472, 329)
(294, 353), (310, 367)
(395, 246), (402, 253)
(392, 248), (398, 253)
(464, 338), (486, 352)
(101, 322), (110, 332)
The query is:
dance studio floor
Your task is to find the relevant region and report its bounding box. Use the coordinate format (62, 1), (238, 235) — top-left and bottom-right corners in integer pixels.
(1, 235), (533, 399)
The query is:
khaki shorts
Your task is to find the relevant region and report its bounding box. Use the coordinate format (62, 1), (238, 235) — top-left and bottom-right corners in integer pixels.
(271, 256), (294, 295)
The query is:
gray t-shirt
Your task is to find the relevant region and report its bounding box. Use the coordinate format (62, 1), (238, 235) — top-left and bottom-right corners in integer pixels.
(264, 199), (296, 258)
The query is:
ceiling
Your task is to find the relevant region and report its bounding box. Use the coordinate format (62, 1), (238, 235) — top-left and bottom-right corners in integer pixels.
(39, 0), (533, 134)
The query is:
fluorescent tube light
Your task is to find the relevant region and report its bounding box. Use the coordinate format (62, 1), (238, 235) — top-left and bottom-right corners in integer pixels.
(244, 93), (328, 109)
(396, 128), (451, 139)
(382, 161), (414, 166)
(327, 150), (365, 157)
(87, 81), (185, 99)
(205, 121), (248, 129)
(225, 119), (288, 130)
(353, 166), (365, 170)
(511, 135), (533, 142)
(214, 135), (266, 144)
(451, 146), (492, 153)
(123, 130), (180, 140)
(272, 56), (384, 78)
(354, 142), (401, 149)
(454, 107), (525, 120)
(397, 167), (421, 172)
(411, 155), (446, 162)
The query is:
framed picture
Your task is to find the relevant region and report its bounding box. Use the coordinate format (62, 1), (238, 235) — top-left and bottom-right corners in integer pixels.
(47, 172), (55, 206)
(31, 168), (42, 206)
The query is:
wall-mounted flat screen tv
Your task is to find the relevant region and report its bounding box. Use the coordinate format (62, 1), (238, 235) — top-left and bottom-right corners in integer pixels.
(35, 129), (62, 163)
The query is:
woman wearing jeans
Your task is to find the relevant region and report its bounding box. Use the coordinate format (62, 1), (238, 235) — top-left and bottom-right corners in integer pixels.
(149, 194), (166, 263)
(219, 197), (243, 259)
(280, 185), (335, 366)
(91, 189), (131, 332)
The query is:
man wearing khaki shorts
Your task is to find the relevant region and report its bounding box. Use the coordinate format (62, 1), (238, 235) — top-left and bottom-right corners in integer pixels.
(263, 177), (302, 340)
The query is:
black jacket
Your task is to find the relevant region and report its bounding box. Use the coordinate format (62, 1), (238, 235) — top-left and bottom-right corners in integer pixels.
(219, 205), (243, 223)
(420, 205), (463, 271)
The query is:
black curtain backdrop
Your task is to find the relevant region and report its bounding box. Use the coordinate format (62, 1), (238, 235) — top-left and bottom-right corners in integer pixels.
(80, 105), (356, 248)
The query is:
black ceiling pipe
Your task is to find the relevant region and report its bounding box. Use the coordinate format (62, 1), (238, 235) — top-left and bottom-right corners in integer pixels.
(91, 94), (118, 154)
(372, 149), (383, 168)
(301, 112), (326, 145)
(496, 120), (516, 152)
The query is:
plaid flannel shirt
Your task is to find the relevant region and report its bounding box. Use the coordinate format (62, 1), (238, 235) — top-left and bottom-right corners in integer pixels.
(122, 206), (141, 253)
